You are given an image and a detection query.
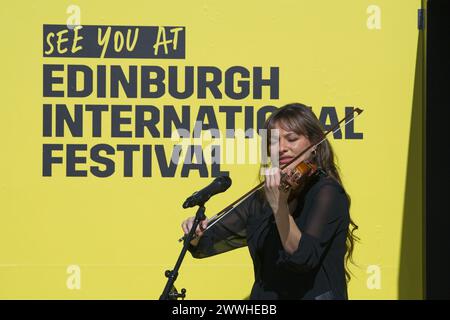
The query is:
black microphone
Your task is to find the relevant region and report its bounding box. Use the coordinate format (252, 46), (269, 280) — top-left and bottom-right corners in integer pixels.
(182, 176), (232, 208)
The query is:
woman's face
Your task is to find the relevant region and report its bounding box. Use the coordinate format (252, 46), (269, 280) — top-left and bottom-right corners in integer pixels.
(270, 122), (314, 172)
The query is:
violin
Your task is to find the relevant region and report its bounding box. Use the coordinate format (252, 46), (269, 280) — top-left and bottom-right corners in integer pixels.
(178, 108), (363, 242)
(279, 160), (318, 193)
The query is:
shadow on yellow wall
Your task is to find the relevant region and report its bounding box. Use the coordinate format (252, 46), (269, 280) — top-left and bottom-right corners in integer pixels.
(398, 29), (425, 299)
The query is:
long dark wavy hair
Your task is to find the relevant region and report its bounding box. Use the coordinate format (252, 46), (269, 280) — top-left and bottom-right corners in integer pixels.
(260, 103), (359, 282)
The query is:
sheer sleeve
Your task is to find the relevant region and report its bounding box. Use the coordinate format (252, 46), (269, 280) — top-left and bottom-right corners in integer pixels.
(187, 193), (256, 258)
(277, 181), (349, 272)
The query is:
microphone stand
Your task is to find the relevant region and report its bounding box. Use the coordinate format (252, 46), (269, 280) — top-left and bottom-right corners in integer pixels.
(159, 203), (206, 300)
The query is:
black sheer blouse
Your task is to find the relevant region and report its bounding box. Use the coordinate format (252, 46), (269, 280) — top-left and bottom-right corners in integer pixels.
(188, 174), (350, 300)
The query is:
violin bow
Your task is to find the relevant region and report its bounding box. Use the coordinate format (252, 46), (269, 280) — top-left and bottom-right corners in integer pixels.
(179, 107), (363, 242)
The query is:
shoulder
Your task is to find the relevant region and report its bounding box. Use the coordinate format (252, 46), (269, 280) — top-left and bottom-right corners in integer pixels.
(305, 175), (349, 208)
(309, 175), (345, 193)
(298, 176), (350, 224)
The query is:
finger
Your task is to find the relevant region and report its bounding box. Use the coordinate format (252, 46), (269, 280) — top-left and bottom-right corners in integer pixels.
(269, 168), (277, 188)
(264, 183), (270, 196)
(184, 219), (192, 232)
(185, 221), (192, 235)
(187, 220), (194, 233)
(264, 179), (270, 195)
(274, 168), (280, 186)
(264, 169), (272, 197)
(264, 169), (271, 188)
(195, 225), (204, 237)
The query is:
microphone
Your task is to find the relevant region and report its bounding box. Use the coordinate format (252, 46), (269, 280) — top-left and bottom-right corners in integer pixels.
(182, 176), (232, 208)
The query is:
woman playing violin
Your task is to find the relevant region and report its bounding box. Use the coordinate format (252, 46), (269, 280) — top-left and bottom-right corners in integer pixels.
(181, 103), (359, 300)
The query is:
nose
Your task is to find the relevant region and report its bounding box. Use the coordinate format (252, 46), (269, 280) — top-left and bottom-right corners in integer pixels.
(279, 138), (289, 154)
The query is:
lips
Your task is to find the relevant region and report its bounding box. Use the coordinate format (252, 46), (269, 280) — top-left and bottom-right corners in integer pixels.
(279, 157), (293, 165)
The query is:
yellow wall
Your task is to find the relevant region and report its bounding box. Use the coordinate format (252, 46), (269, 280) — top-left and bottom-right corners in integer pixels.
(0, 0), (423, 299)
